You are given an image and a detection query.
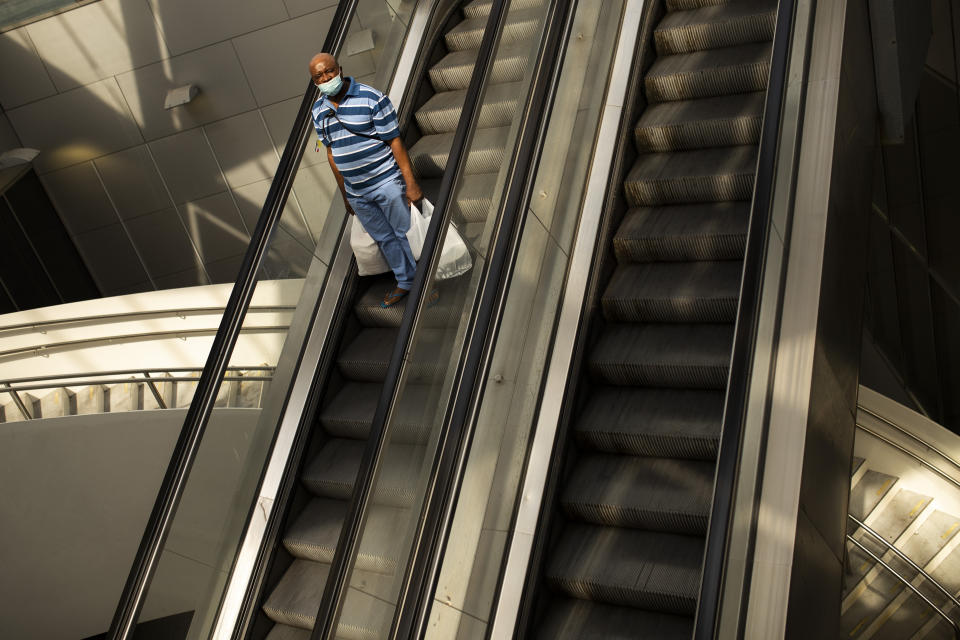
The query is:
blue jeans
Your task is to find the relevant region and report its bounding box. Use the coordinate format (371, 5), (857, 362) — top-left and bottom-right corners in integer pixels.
(348, 178), (417, 289)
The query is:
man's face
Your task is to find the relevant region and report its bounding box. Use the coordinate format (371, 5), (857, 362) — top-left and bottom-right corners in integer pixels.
(311, 58), (340, 86)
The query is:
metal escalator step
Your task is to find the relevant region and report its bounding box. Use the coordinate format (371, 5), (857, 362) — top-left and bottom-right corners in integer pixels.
(301, 438), (422, 507)
(602, 261), (742, 323)
(589, 323), (733, 388)
(575, 387), (722, 460)
(319, 382), (431, 444)
(420, 173), (498, 223)
(410, 125), (510, 178)
(666, 0), (740, 11)
(414, 81), (521, 135)
(265, 624), (311, 640)
(645, 41), (771, 102)
(613, 203), (750, 262)
(851, 456), (865, 477)
(535, 597), (692, 639)
(654, 0), (776, 56)
(624, 145), (757, 207)
(444, 7), (542, 51)
(353, 278), (462, 330)
(337, 327), (446, 383)
(428, 43), (528, 91)
(848, 469), (898, 522)
(634, 92), (764, 152)
(463, 0), (545, 19)
(562, 454), (713, 534)
(284, 498), (408, 574)
(547, 523), (703, 615)
(263, 558), (329, 629)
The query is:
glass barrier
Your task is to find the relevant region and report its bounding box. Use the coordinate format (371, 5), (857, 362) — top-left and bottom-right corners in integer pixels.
(422, 1), (626, 635)
(129, 1), (418, 637)
(329, 0), (556, 636)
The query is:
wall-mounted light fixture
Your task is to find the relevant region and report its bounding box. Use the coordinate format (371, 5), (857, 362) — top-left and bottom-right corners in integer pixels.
(164, 84), (199, 110)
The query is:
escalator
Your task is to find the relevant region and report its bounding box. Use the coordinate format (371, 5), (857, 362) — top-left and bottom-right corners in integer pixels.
(523, 0), (777, 636)
(255, 1), (538, 637)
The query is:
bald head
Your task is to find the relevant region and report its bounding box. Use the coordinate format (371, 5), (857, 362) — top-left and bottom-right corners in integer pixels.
(309, 53), (339, 84)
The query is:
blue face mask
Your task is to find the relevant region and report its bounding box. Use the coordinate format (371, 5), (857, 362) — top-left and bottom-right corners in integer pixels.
(317, 73), (343, 97)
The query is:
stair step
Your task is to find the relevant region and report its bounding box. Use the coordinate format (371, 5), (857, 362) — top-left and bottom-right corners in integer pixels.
(848, 469), (898, 522)
(463, 0), (544, 19)
(645, 42), (771, 102)
(666, 0), (742, 11)
(353, 277), (461, 330)
(264, 624), (310, 640)
(301, 438), (422, 506)
(562, 454), (714, 534)
(337, 327), (445, 383)
(624, 145), (757, 207)
(409, 125), (510, 178)
(319, 382), (431, 444)
(421, 173), (498, 223)
(428, 43), (528, 91)
(602, 261), (742, 323)
(589, 323), (733, 388)
(654, 0), (776, 56)
(444, 7), (542, 51)
(613, 203), (750, 262)
(575, 387), (723, 460)
(634, 92), (765, 152)
(535, 597), (692, 640)
(546, 523), (703, 615)
(415, 81), (521, 135)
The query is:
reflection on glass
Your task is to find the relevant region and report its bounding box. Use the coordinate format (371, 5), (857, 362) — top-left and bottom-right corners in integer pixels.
(331, 0), (556, 637)
(131, 1), (417, 637)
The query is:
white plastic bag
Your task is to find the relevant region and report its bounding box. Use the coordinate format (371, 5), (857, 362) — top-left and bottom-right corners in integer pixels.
(415, 199), (472, 281)
(350, 215), (390, 276)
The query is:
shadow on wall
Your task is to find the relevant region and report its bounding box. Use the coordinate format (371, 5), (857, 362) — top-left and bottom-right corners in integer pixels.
(0, 0), (402, 300)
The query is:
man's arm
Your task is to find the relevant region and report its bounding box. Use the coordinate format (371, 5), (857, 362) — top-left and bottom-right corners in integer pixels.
(327, 145), (355, 215)
(389, 137), (423, 205)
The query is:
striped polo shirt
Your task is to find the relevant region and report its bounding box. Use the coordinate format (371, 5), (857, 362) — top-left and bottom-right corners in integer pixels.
(312, 78), (402, 197)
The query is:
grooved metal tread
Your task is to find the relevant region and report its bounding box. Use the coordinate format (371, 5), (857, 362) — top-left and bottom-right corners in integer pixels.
(410, 125), (510, 178)
(463, 0), (545, 19)
(428, 43), (529, 92)
(415, 81), (522, 135)
(535, 597), (693, 640)
(574, 387), (723, 460)
(547, 523), (703, 616)
(319, 381), (432, 444)
(337, 327), (446, 383)
(645, 41), (771, 102)
(667, 0), (742, 10)
(602, 261), (742, 323)
(613, 203), (750, 263)
(444, 6), (543, 52)
(589, 323), (733, 388)
(420, 173), (498, 223)
(562, 454), (714, 534)
(301, 438), (423, 507)
(265, 624), (311, 640)
(634, 91), (765, 152)
(624, 145), (757, 207)
(654, 0), (776, 56)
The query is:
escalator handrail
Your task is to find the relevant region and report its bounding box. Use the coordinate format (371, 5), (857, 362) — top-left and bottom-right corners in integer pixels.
(310, 1), (517, 638)
(389, 0), (581, 636)
(105, 2), (359, 638)
(693, 0), (799, 637)
(846, 534), (960, 640)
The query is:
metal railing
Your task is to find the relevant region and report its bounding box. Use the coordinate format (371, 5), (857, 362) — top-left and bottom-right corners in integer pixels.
(846, 530), (960, 640)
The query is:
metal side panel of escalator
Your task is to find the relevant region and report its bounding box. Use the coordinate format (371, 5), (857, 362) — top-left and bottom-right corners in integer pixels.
(516, 0), (778, 637)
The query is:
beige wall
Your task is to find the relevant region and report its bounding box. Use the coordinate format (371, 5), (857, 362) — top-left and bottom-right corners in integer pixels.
(0, 0), (398, 296)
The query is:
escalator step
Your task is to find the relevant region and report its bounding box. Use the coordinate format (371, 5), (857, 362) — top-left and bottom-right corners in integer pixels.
(420, 173), (498, 223)
(319, 382), (431, 444)
(263, 558), (329, 629)
(463, 0), (544, 20)
(562, 454), (713, 534)
(645, 41), (771, 102)
(536, 597), (692, 640)
(589, 323), (733, 388)
(602, 261), (742, 323)
(444, 7), (543, 52)
(575, 387), (722, 460)
(415, 81), (521, 135)
(428, 43), (528, 92)
(301, 438), (422, 507)
(634, 91), (764, 152)
(654, 0), (776, 56)
(337, 327), (446, 383)
(666, 0), (742, 10)
(624, 145), (757, 207)
(613, 203), (749, 262)
(353, 278), (461, 330)
(264, 624), (311, 640)
(410, 125), (510, 178)
(547, 523), (703, 615)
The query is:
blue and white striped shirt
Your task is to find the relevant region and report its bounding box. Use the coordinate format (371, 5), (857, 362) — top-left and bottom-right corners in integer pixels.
(312, 78), (401, 197)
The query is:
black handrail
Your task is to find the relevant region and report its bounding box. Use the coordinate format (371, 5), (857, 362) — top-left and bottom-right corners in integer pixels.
(693, 0), (799, 638)
(310, 0), (515, 637)
(105, 2), (359, 637)
(389, 0), (579, 636)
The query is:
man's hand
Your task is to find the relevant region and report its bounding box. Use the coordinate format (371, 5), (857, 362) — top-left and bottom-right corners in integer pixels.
(405, 180), (423, 206)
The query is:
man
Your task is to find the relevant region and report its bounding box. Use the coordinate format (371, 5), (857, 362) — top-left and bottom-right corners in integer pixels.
(310, 52), (423, 308)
